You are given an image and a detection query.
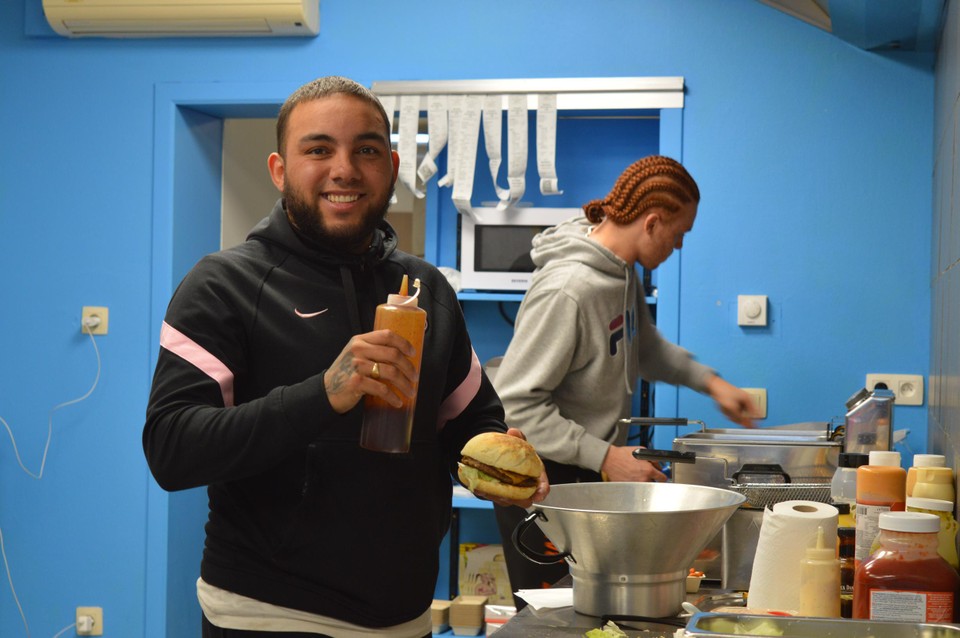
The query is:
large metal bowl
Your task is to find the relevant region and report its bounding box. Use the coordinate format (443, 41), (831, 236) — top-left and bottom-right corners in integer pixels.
(515, 482), (745, 618)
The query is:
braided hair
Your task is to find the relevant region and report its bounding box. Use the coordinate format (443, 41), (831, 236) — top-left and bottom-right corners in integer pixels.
(583, 155), (700, 225)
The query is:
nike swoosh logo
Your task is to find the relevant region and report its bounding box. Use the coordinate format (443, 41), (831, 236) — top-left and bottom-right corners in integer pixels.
(295, 308), (328, 318)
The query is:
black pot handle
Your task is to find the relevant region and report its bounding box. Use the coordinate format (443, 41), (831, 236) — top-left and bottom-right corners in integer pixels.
(632, 448), (697, 464)
(731, 463), (791, 483)
(512, 510), (574, 565)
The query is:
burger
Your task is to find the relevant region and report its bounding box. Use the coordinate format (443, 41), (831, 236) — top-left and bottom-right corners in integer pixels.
(457, 432), (544, 500)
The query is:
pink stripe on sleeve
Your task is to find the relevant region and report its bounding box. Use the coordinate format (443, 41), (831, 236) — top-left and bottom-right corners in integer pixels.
(436, 349), (482, 431)
(160, 321), (235, 408)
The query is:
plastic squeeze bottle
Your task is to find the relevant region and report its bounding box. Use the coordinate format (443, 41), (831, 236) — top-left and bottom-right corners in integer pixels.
(799, 525), (841, 617)
(911, 455), (955, 503)
(907, 454), (947, 497)
(360, 275), (427, 453)
(831, 452), (868, 527)
(854, 512), (960, 622)
(855, 450), (905, 566)
(906, 496), (960, 569)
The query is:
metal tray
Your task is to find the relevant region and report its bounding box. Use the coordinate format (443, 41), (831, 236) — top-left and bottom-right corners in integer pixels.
(684, 612), (960, 637)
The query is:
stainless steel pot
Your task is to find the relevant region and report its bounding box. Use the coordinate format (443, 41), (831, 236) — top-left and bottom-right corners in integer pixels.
(512, 482), (745, 618)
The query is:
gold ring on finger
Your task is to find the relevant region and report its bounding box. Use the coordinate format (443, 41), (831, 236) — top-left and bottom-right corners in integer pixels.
(371, 362), (381, 380)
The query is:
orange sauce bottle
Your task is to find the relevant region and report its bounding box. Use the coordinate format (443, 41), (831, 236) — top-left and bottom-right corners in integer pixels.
(855, 450), (905, 566)
(360, 275), (427, 453)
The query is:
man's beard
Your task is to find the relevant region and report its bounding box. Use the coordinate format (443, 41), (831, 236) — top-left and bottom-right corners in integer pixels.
(284, 185), (393, 253)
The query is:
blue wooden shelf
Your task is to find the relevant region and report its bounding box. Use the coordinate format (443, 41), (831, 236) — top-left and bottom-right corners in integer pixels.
(453, 495), (493, 510)
(458, 290), (657, 305)
(457, 291), (525, 302)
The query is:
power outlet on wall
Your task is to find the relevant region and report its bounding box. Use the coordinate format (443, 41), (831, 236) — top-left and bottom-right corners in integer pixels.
(865, 373), (924, 406)
(76, 606), (103, 636)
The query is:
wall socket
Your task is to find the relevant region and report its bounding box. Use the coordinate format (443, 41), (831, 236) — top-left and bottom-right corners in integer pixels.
(81, 306), (109, 335)
(76, 606), (103, 636)
(865, 373), (924, 406)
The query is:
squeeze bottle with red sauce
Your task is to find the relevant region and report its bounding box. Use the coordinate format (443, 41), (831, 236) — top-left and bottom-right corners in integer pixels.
(855, 450), (905, 565)
(853, 511), (960, 622)
(360, 275), (426, 453)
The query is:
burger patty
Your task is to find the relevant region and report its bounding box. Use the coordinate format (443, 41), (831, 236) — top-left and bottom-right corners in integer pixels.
(461, 457), (538, 487)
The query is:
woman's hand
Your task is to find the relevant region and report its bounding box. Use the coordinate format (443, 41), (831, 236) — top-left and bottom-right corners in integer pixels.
(600, 445), (667, 482)
(705, 374), (759, 428)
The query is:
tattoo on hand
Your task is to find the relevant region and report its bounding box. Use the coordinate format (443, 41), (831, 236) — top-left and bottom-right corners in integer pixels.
(328, 355), (354, 393)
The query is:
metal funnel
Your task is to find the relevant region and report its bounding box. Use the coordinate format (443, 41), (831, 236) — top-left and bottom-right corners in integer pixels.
(523, 482), (745, 618)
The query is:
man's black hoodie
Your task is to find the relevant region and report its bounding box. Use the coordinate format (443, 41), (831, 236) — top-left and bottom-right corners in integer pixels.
(143, 201), (506, 627)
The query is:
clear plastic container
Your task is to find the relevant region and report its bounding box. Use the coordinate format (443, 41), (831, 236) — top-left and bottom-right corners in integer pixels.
(853, 511), (960, 622)
(360, 277), (427, 453)
(831, 452), (868, 527)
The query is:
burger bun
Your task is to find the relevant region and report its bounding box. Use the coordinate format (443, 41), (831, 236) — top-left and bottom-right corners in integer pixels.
(458, 432), (544, 501)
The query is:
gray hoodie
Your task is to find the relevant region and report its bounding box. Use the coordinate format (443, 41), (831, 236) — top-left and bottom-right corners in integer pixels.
(493, 214), (714, 473)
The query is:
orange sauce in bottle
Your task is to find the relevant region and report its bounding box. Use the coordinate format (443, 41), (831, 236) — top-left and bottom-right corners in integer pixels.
(360, 275), (427, 453)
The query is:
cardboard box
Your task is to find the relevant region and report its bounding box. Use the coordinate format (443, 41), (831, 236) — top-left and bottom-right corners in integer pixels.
(459, 543), (513, 606)
(484, 604), (516, 635)
(431, 599), (451, 634)
(450, 595), (487, 636)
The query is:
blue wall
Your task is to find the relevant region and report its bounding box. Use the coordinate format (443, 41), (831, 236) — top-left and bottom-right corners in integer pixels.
(0, 1), (933, 636)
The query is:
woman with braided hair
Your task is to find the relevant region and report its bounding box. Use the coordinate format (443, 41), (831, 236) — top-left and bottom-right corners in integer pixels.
(491, 155), (758, 606)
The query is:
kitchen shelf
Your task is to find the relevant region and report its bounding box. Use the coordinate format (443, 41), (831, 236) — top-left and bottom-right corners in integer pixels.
(453, 494), (493, 510)
(457, 291), (525, 302)
(458, 291), (657, 305)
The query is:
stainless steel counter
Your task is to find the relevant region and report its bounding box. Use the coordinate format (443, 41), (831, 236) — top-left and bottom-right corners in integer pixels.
(492, 579), (744, 638)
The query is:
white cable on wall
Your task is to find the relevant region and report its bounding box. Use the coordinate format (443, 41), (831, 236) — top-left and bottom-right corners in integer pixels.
(0, 321), (102, 637)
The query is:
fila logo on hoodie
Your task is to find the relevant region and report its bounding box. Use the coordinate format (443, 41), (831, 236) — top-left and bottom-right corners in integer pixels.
(608, 308), (637, 356)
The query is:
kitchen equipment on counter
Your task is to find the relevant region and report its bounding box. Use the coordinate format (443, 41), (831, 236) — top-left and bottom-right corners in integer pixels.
(843, 386), (895, 454)
(635, 421), (841, 588)
(511, 482), (745, 618)
(682, 611), (960, 637)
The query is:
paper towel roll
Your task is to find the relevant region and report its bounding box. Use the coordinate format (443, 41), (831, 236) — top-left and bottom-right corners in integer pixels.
(747, 500), (839, 613)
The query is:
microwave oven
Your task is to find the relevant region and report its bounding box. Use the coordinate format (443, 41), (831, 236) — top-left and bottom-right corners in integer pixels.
(458, 207), (582, 292)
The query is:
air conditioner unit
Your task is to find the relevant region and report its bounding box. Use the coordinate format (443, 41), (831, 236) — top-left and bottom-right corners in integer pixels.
(42, 0), (320, 38)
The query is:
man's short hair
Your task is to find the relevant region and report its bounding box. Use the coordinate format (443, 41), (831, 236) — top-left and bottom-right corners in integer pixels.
(275, 76), (391, 157)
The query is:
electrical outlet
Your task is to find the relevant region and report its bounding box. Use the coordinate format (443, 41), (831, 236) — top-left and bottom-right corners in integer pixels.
(742, 387), (767, 419)
(81, 306), (109, 335)
(865, 373), (924, 406)
(76, 606), (103, 636)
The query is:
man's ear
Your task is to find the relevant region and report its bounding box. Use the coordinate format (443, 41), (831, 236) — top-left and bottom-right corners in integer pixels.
(390, 150), (400, 184)
(267, 152), (285, 192)
(642, 211), (659, 236)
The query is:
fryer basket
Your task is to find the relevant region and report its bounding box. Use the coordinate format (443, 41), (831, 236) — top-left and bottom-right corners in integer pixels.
(726, 482), (833, 510)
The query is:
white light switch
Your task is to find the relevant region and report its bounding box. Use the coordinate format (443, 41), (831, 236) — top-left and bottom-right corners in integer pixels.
(743, 388), (767, 419)
(737, 295), (768, 327)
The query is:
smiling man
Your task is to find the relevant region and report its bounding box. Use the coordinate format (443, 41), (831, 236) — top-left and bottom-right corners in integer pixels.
(268, 83), (398, 254)
(143, 76), (547, 637)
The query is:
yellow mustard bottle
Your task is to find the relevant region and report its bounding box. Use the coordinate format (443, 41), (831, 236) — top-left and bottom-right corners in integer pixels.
(907, 496), (960, 569)
(360, 275), (427, 453)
